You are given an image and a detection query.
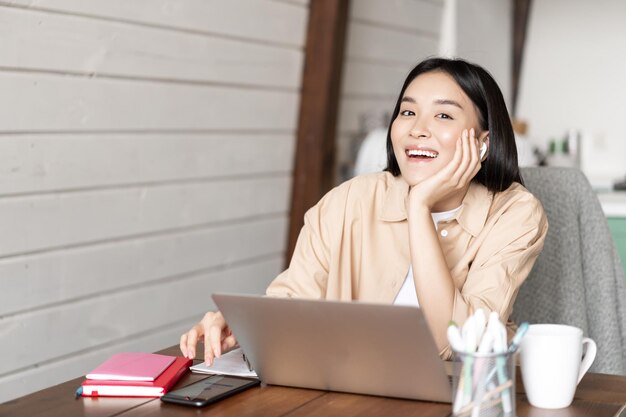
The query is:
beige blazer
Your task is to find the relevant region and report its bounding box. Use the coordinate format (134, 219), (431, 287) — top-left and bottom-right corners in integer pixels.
(267, 171), (548, 359)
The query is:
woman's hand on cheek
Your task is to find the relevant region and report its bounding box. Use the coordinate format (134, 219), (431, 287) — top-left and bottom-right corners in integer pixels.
(408, 128), (482, 211)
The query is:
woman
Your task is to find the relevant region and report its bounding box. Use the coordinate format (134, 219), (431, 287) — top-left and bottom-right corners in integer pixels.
(180, 57), (548, 364)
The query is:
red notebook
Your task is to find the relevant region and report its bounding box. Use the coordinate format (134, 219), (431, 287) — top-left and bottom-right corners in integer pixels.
(86, 352), (175, 381)
(81, 356), (192, 397)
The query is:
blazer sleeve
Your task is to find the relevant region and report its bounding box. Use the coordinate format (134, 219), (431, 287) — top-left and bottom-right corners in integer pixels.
(441, 192), (548, 358)
(265, 188), (338, 299)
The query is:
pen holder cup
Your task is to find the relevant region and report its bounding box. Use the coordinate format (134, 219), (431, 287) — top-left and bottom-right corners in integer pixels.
(451, 350), (516, 417)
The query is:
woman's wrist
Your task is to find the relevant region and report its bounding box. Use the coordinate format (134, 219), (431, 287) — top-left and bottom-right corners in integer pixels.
(407, 189), (432, 215)
(407, 202), (432, 227)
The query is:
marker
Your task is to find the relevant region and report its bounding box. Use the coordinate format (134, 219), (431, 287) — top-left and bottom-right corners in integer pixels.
(461, 316), (478, 407)
(447, 321), (464, 352)
(473, 309), (487, 346)
(477, 327), (494, 354)
(461, 315), (479, 353)
(448, 321), (466, 413)
(493, 321), (512, 414)
(74, 386), (83, 399)
(507, 322), (529, 354)
(471, 313), (497, 417)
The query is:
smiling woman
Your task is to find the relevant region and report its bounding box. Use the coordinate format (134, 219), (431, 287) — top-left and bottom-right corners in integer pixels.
(391, 71), (486, 204)
(386, 58), (522, 196)
(180, 57), (549, 363)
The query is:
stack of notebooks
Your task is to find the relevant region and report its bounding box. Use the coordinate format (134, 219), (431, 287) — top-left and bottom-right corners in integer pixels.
(80, 352), (192, 397)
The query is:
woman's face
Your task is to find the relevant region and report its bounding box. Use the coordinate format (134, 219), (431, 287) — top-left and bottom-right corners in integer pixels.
(390, 71), (486, 187)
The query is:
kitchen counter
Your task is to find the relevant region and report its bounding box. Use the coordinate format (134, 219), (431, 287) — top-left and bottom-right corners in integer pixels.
(597, 191), (626, 217)
(598, 192), (626, 274)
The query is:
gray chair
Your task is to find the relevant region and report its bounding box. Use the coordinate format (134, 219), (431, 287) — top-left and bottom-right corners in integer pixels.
(511, 167), (626, 375)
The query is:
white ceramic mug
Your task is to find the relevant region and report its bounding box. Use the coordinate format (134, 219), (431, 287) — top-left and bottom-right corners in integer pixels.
(519, 324), (597, 409)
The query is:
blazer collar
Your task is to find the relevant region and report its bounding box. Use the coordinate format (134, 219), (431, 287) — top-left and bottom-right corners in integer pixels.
(380, 174), (492, 236)
(457, 182), (493, 237)
(380, 173), (410, 222)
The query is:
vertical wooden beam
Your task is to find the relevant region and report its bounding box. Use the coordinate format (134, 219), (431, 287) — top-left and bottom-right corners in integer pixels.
(286, 0), (350, 266)
(512, 0), (532, 117)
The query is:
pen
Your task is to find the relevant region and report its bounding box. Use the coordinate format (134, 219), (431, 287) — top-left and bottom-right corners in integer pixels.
(74, 386), (83, 399)
(243, 353), (253, 372)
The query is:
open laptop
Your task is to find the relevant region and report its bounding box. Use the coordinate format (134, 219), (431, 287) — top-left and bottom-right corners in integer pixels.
(212, 293), (452, 402)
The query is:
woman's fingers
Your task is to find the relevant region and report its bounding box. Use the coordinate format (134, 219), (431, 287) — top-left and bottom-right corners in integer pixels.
(207, 324), (223, 364)
(179, 333), (189, 358)
(437, 133), (464, 182)
(408, 127), (484, 210)
(470, 130), (483, 176)
(447, 129), (470, 187)
(205, 312), (227, 366)
(459, 129), (472, 179)
(180, 324), (202, 359)
(221, 334), (238, 352)
(453, 128), (483, 188)
(180, 311), (231, 365)
(459, 128), (481, 186)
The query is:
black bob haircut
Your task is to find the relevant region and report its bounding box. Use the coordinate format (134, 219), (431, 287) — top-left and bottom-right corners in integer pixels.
(385, 57), (522, 193)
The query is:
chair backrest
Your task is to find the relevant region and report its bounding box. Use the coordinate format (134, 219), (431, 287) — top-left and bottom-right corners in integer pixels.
(511, 167), (626, 375)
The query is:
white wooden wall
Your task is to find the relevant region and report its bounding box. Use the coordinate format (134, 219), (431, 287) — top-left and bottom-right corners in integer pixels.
(456, 0), (512, 107)
(0, 0), (308, 402)
(336, 0), (443, 182)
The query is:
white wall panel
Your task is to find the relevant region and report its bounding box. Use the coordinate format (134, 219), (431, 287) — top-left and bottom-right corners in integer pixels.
(0, 7), (302, 88)
(0, 73), (298, 131)
(338, 96), (396, 135)
(341, 60), (408, 97)
(346, 22), (439, 65)
(0, 216), (287, 317)
(350, 0), (442, 35)
(0, 176), (290, 256)
(2, 0), (308, 47)
(457, 0), (512, 106)
(0, 134), (294, 195)
(272, 0), (308, 6)
(0, 0), (307, 400)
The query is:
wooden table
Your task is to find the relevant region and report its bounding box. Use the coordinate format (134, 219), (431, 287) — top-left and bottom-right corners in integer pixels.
(2, 345), (625, 417)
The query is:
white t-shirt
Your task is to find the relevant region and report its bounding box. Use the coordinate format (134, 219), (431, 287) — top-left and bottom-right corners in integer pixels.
(393, 205), (463, 307)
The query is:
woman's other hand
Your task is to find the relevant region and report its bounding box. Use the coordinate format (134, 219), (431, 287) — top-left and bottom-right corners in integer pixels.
(179, 311), (237, 365)
(408, 128), (482, 211)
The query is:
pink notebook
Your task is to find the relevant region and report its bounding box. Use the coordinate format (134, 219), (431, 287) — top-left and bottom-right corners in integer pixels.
(86, 352), (176, 382)
(82, 356), (192, 397)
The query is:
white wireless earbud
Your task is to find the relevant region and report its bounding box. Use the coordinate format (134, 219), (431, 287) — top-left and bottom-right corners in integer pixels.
(479, 142), (487, 160)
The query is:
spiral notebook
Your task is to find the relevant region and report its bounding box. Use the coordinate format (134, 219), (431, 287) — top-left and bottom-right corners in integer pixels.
(190, 347), (258, 378)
